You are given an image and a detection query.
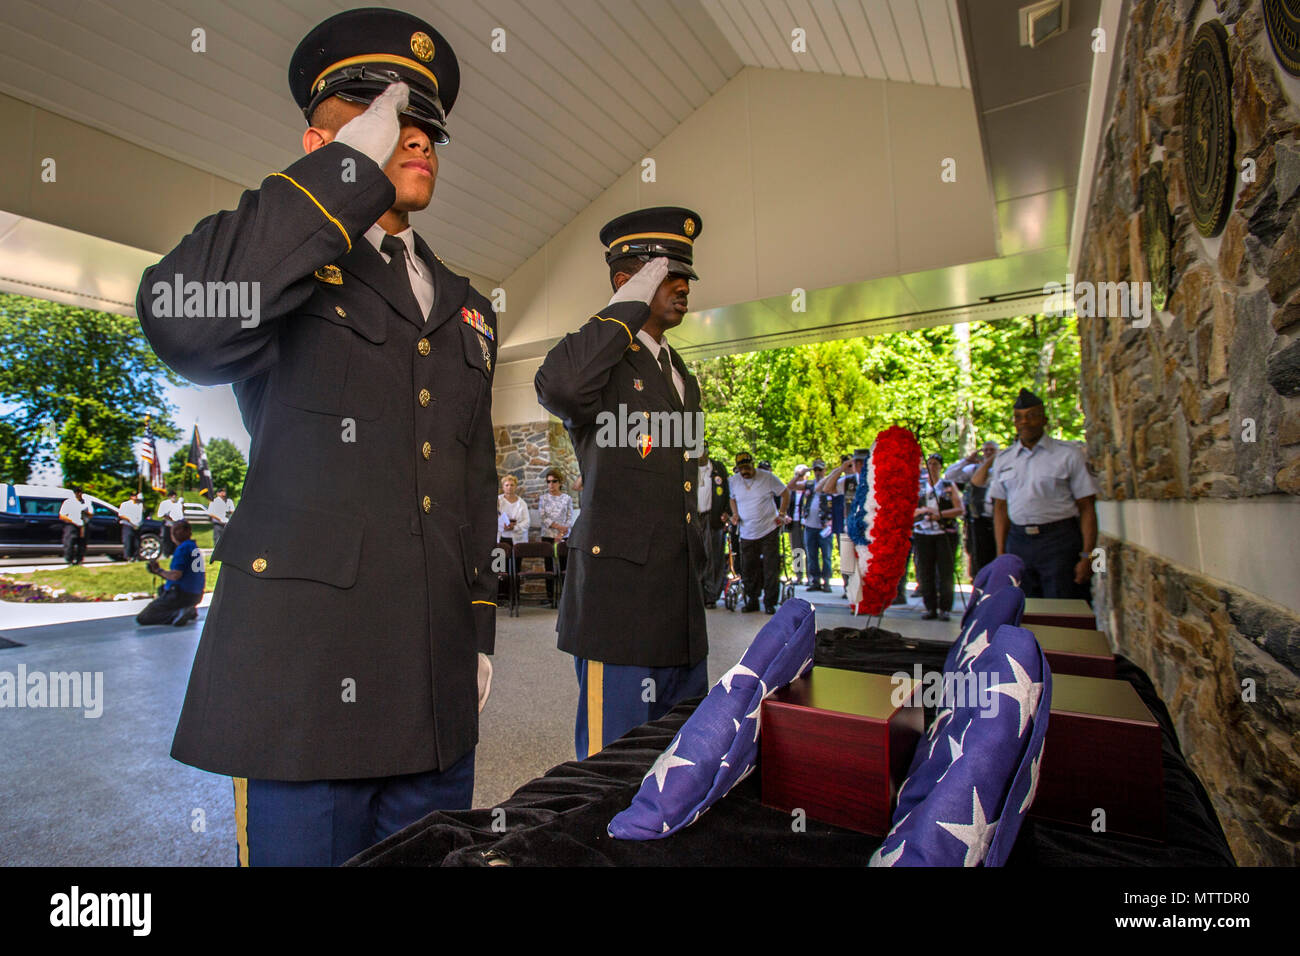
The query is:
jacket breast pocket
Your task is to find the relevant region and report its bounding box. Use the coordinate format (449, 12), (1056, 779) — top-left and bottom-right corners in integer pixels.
(453, 322), (493, 445)
(274, 309), (387, 420)
(214, 498), (364, 589)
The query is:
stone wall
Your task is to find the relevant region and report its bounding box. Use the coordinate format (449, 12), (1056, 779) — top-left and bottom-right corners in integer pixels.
(1078, 0), (1300, 864)
(493, 420), (579, 537)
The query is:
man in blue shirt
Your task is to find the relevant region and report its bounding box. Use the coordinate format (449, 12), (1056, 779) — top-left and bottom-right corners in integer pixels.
(137, 520), (206, 626)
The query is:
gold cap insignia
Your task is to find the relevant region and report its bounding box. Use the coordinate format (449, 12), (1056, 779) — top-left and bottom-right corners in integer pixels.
(316, 79), (327, 94)
(683, 217), (696, 237)
(621, 244), (630, 252)
(410, 32), (435, 62)
(314, 264), (343, 285)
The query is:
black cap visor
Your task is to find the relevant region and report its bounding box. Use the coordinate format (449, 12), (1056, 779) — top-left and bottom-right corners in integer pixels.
(307, 66), (449, 145)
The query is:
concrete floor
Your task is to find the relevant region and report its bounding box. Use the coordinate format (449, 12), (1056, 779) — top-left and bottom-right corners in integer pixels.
(0, 583), (961, 866)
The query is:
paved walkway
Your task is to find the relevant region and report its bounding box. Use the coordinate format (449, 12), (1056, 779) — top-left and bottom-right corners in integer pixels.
(0, 583), (959, 866)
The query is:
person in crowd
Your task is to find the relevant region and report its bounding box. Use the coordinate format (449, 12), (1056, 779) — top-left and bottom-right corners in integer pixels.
(913, 452), (964, 621)
(537, 468), (575, 605)
(58, 486), (93, 566)
(155, 489), (184, 557)
(800, 459), (835, 592)
(497, 474), (529, 601)
(818, 450), (867, 599)
(785, 463), (809, 584)
(945, 440), (1000, 578)
(137, 520), (205, 626)
(729, 451), (791, 614)
(207, 488), (235, 549)
(698, 441), (732, 608)
(118, 491), (144, 561)
(979, 388), (1099, 600)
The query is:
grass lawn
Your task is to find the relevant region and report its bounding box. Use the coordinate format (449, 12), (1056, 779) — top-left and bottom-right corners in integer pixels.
(2, 553), (222, 601)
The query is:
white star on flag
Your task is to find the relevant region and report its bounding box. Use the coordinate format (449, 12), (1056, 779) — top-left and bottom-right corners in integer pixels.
(719, 663), (759, 694)
(744, 699), (763, 742)
(988, 653), (1043, 737)
(936, 721), (970, 784)
(870, 839), (906, 867)
(644, 736), (695, 792)
(957, 628), (990, 669)
(937, 787), (999, 867)
(1020, 751), (1043, 814)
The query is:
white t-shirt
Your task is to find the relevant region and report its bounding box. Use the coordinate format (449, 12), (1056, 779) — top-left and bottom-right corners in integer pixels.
(59, 496), (91, 527)
(208, 497), (234, 523)
(118, 500), (143, 527)
(728, 470), (786, 540)
(156, 499), (184, 522)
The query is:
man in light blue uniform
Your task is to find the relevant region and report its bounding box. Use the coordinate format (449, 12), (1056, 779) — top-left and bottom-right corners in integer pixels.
(978, 388), (1099, 601)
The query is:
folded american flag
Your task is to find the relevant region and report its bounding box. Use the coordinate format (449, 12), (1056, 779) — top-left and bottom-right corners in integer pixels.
(871, 623), (1051, 866)
(944, 574), (1027, 678)
(960, 553), (1026, 630)
(608, 599), (816, 840)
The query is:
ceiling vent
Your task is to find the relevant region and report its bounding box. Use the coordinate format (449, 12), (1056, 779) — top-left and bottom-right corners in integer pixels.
(1019, 0), (1070, 47)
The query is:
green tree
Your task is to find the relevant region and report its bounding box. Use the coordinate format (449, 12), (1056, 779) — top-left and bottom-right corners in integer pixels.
(207, 438), (247, 498)
(694, 314), (1083, 476)
(0, 293), (182, 500)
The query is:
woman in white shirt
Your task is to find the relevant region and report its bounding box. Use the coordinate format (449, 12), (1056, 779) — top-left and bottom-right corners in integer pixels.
(497, 475), (529, 545)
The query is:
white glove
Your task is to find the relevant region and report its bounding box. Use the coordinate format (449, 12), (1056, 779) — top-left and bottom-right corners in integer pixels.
(334, 82), (409, 168)
(606, 256), (670, 307)
(477, 653), (493, 713)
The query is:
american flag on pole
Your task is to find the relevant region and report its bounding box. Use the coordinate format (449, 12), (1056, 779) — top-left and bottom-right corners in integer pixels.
(140, 419), (164, 492)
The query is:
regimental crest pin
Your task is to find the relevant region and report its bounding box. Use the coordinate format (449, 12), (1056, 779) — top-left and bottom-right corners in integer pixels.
(314, 264), (343, 285)
(637, 433), (653, 459)
(633, 378), (644, 391)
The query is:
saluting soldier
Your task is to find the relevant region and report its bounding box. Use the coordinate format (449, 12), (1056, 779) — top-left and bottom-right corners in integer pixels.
(535, 208), (709, 759)
(977, 388), (1099, 600)
(136, 9), (498, 866)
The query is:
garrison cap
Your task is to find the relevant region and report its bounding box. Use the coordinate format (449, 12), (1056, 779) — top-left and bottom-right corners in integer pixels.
(290, 7), (460, 146)
(600, 206), (702, 280)
(1013, 388), (1044, 410)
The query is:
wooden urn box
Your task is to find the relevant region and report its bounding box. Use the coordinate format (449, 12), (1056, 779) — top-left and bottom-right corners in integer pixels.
(1031, 673), (1165, 840)
(761, 667), (923, 835)
(1026, 624), (1116, 678)
(1022, 597), (1096, 630)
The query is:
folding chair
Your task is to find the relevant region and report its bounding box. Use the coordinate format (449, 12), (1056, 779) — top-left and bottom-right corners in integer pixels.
(512, 541), (561, 611)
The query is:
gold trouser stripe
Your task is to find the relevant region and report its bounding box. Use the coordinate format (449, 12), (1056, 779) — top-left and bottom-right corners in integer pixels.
(266, 173), (352, 252)
(233, 776), (249, 867)
(595, 315), (633, 346)
(587, 661), (604, 758)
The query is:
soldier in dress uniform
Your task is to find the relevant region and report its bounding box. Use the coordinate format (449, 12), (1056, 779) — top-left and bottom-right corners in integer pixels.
(135, 8), (498, 866)
(535, 207), (710, 759)
(978, 388), (1099, 600)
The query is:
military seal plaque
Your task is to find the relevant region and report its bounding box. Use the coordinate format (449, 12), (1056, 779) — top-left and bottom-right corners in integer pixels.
(1182, 20), (1235, 238)
(1141, 166), (1172, 312)
(1264, 0), (1300, 76)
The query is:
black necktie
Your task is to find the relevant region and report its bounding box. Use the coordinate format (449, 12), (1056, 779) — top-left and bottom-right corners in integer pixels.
(381, 234), (411, 290)
(658, 346), (678, 405)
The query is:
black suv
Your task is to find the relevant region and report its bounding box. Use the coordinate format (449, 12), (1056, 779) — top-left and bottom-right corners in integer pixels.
(0, 484), (165, 561)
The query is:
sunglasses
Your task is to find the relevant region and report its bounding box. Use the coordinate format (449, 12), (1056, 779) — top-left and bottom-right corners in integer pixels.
(546, 478), (560, 483)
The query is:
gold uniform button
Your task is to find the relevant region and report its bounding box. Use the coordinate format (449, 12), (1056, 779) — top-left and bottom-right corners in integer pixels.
(422, 496), (432, 513)
(684, 481), (692, 492)
(252, 558), (267, 573)
(417, 337), (431, 356)
(686, 512), (693, 523)
(591, 545), (601, 555)
(335, 306), (346, 318)
(418, 388), (431, 407)
(422, 441), (431, 459)
(683, 451), (690, 461)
